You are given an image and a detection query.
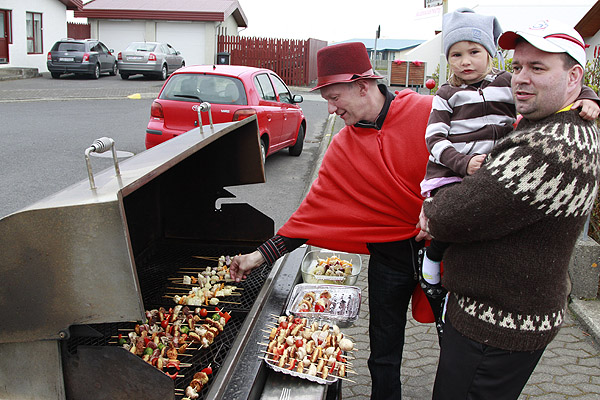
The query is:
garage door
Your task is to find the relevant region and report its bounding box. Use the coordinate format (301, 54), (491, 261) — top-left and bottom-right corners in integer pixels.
(98, 20), (147, 55)
(156, 22), (206, 66)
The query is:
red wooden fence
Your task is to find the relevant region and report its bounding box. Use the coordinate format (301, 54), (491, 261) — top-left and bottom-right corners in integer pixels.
(390, 61), (426, 87)
(67, 22), (91, 39)
(218, 36), (327, 87)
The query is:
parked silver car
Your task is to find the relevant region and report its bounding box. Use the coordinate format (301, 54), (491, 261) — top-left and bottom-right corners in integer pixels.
(117, 42), (185, 80)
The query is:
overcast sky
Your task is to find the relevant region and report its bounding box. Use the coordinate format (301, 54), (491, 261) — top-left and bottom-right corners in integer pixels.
(238, 0), (596, 43)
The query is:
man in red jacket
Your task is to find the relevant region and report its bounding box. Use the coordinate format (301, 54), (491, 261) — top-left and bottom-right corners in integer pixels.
(230, 42), (434, 399)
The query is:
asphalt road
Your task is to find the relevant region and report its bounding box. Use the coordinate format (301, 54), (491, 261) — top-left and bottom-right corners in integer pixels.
(0, 73), (329, 228)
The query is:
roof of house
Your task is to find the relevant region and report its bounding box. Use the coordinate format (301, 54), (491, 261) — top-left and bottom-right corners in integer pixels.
(335, 38), (426, 52)
(59, 0), (83, 11)
(75, 0), (248, 27)
(575, 1), (600, 38)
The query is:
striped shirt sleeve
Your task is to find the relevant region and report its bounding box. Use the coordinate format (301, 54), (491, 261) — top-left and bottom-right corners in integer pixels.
(257, 235), (307, 266)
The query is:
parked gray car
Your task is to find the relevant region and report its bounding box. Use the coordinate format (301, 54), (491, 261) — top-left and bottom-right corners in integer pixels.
(117, 42), (185, 80)
(47, 39), (117, 79)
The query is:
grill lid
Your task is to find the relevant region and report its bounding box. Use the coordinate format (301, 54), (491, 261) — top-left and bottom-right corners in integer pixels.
(0, 117), (269, 344)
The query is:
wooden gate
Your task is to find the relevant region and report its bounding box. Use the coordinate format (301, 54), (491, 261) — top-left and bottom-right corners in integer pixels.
(390, 60), (426, 87)
(67, 22), (90, 39)
(217, 36), (326, 87)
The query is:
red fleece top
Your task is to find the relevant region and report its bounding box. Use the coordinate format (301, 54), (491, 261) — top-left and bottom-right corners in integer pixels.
(278, 90), (433, 254)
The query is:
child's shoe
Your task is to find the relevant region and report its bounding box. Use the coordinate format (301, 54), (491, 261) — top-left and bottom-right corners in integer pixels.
(417, 248), (447, 300)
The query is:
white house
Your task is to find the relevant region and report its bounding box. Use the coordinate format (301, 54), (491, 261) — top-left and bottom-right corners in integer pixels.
(75, 0), (248, 66)
(0, 0), (82, 71)
(403, 33), (442, 78)
(575, 1), (600, 64)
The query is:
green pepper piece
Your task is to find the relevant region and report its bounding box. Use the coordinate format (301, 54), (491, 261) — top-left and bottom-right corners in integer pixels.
(180, 326), (189, 334)
(143, 347), (153, 356)
(212, 313), (221, 321)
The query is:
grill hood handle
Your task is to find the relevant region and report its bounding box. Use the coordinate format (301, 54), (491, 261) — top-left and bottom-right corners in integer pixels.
(84, 137), (121, 190)
(197, 102), (214, 134)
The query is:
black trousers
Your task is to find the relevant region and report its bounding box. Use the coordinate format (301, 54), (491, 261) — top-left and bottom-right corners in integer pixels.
(433, 318), (545, 400)
(367, 239), (420, 400)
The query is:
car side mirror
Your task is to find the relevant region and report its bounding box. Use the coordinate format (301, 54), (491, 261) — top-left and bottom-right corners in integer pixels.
(176, 51), (180, 55)
(110, 49), (114, 53)
(292, 94), (303, 104)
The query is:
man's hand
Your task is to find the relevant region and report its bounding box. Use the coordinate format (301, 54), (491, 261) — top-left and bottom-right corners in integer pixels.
(415, 205), (433, 242)
(229, 251), (265, 282)
(573, 99), (600, 121)
(467, 154), (486, 175)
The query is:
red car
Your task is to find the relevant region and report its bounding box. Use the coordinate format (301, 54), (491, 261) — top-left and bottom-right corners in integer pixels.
(145, 65), (306, 161)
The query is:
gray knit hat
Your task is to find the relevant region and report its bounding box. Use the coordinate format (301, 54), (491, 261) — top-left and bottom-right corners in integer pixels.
(443, 8), (503, 59)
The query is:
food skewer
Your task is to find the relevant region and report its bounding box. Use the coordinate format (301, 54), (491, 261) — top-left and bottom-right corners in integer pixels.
(259, 346), (355, 366)
(191, 255), (222, 261)
(167, 286), (242, 296)
(262, 349), (355, 366)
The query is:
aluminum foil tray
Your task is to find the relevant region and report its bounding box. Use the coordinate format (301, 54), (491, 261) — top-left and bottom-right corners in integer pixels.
(263, 357), (337, 385)
(301, 249), (362, 286)
(260, 315), (356, 386)
(284, 284), (361, 326)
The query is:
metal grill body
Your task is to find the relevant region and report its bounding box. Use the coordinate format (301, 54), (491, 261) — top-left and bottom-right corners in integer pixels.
(0, 117), (311, 399)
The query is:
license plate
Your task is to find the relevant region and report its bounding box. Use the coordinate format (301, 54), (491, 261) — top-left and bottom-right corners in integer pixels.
(127, 56), (144, 61)
(59, 57), (74, 62)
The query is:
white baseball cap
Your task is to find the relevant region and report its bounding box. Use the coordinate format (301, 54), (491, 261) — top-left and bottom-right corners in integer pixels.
(499, 19), (587, 67)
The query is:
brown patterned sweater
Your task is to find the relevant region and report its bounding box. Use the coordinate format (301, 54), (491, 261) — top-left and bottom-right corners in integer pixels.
(423, 109), (600, 351)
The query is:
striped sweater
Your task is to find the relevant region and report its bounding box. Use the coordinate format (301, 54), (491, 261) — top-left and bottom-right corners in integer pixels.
(422, 70), (516, 194)
(423, 109), (600, 351)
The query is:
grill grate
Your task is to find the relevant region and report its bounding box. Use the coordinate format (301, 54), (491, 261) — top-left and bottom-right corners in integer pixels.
(64, 240), (272, 399)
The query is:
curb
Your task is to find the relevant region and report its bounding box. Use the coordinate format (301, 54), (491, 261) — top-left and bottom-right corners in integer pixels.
(0, 67), (41, 81)
(301, 113), (337, 199)
(569, 297), (600, 344)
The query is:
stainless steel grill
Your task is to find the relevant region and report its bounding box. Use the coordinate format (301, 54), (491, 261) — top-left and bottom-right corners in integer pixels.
(0, 117), (318, 400)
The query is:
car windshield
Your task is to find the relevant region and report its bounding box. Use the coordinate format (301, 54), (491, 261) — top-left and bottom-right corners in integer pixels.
(161, 74), (247, 105)
(126, 42), (157, 52)
(55, 42), (85, 52)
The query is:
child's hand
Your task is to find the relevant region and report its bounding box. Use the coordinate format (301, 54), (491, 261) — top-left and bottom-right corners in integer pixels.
(415, 205), (432, 242)
(467, 154), (486, 175)
(573, 99), (600, 121)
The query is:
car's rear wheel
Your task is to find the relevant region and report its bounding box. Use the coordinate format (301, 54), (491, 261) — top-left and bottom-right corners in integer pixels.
(159, 64), (168, 80)
(51, 72), (61, 79)
(288, 124), (304, 156)
(109, 62), (117, 76)
(91, 64), (100, 79)
(120, 73), (129, 80)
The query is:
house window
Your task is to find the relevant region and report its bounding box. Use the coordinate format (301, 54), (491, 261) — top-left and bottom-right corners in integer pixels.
(26, 12), (42, 54)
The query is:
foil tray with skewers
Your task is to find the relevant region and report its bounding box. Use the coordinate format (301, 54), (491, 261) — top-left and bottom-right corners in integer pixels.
(259, 314), (356, 385)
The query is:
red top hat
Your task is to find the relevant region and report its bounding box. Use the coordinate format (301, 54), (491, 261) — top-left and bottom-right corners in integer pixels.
(312, 42), (383, 91)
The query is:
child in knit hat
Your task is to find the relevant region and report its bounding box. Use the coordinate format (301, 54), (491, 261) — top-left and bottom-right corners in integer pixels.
(418, 8), (600, 341)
